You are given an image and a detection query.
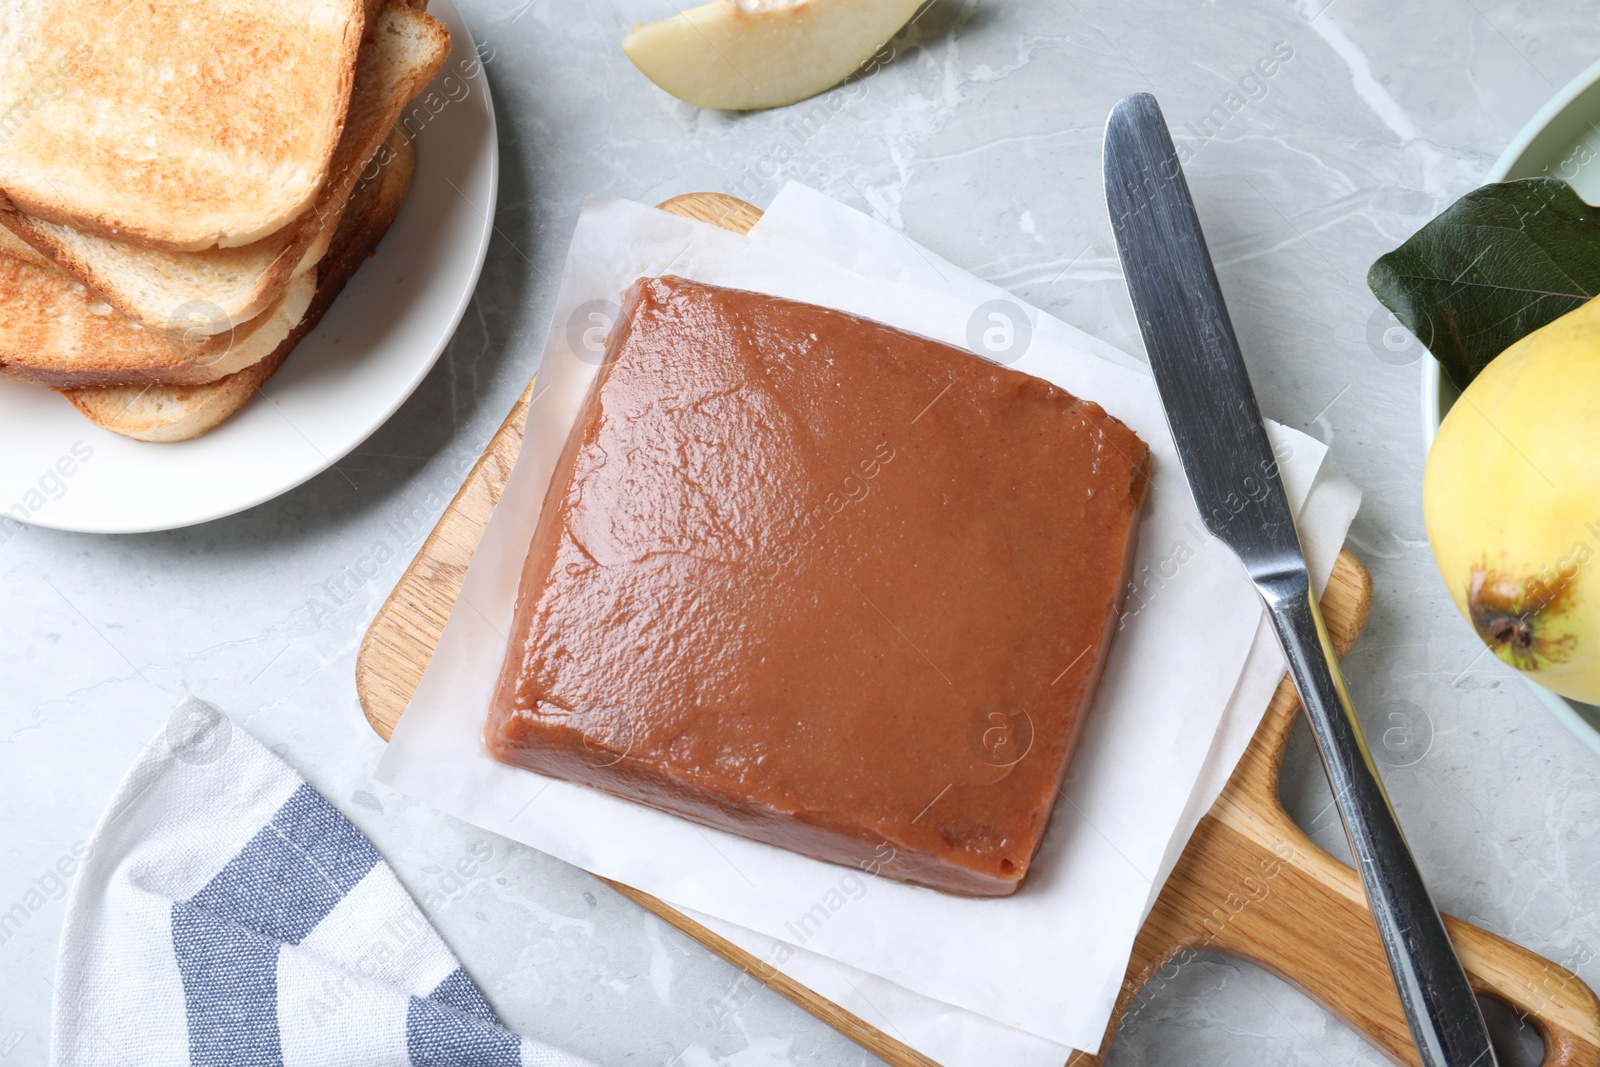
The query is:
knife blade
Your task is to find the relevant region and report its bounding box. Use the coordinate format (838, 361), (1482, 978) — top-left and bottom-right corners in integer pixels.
(1102, 92), (1496, 1067)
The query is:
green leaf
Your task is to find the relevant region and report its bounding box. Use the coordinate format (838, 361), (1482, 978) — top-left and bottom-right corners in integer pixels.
(1367, 177), (1600, 391)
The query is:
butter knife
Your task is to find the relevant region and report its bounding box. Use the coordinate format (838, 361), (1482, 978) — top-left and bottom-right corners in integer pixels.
(1102, 92), (1496, 1067)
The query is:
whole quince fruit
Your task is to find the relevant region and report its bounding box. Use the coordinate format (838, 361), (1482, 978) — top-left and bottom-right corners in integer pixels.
(1425, 296), (1600, 702)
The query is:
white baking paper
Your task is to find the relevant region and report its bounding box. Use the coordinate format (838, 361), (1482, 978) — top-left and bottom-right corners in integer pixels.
(376, 189), (1344, 1050)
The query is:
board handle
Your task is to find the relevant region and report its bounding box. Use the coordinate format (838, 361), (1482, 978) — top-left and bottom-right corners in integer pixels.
(1172, 810), (1600, 1066)
(1090, 555), (1600, 1067)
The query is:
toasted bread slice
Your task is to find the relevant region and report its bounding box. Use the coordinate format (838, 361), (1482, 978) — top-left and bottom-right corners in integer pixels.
(0, 224), (48, 268)
(60, 132), (416, 442)
(0, 253), (316, 388)
(0, 0), (365, 250)
(56, 340), (300, 445)
(0, 2), (449, 338)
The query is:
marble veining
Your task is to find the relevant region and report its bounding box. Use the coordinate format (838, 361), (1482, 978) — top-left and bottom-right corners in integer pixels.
(4, 1), (1600, 1064)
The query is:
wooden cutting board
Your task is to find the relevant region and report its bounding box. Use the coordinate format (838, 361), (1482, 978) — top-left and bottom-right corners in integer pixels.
(355, 193), (1600, 1067)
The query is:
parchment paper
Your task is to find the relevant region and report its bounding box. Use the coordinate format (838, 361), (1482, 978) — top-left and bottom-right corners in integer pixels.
(376, 187), (1354, 1050)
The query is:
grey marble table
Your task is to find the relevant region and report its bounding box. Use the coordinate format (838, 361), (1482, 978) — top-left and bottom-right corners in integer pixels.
(5, 1), (1599, 1064)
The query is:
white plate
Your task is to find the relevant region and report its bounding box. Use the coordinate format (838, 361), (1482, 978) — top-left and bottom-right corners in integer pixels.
(0, 0), (497, 534)
(1419, 56), (1600, 756)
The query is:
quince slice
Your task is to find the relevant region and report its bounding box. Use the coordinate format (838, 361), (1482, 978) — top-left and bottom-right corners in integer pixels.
(622, 0), (922, 111)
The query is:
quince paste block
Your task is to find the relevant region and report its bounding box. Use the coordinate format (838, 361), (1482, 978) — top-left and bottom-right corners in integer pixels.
(487, 276), (1149, 896)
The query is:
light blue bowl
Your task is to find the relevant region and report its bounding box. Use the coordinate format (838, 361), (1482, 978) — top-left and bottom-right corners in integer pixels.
(1420, 56), (1600, 757)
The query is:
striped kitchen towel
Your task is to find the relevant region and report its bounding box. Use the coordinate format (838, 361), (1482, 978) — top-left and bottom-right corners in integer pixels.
(51, 698), (595, 1067)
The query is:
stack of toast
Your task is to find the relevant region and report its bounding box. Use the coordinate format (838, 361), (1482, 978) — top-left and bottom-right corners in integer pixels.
(0, 0), (451, 441)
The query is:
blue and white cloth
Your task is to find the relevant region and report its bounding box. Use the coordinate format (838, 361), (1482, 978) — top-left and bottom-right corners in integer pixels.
(51, 699), (595, 1067)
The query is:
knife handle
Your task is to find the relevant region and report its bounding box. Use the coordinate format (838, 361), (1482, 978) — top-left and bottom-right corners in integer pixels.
(1261, 572), (1499, 1067)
